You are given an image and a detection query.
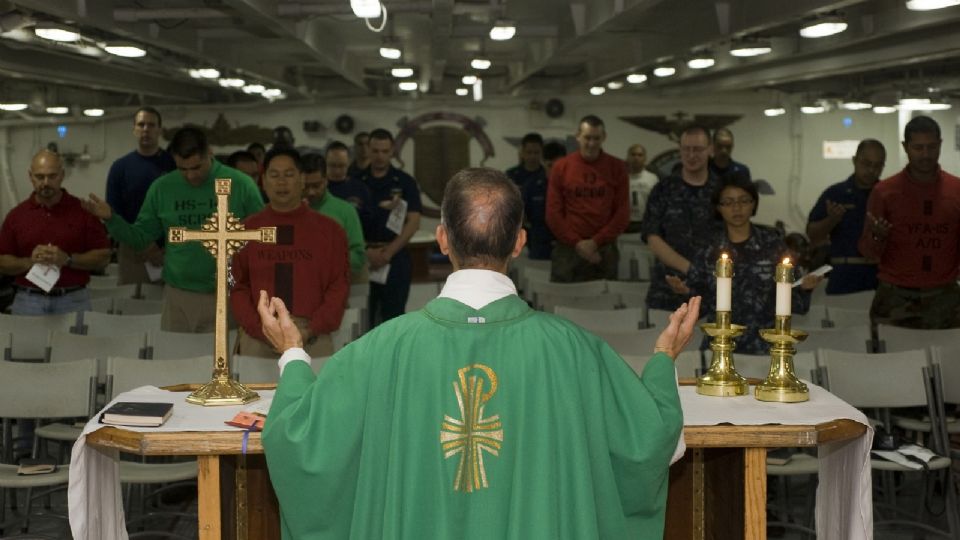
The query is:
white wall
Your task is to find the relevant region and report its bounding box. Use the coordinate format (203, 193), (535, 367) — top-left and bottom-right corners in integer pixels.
(2, 93), (958, 234)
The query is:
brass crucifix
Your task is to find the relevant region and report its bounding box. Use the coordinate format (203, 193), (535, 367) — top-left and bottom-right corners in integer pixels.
(168, 178), (276, 406)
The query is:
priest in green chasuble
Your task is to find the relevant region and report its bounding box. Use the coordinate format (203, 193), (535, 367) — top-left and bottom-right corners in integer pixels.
(259, 167), (700, 539)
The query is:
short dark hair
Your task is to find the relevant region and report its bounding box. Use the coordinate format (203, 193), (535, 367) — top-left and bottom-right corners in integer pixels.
(226, 150), (257, 168)
(578, 115), (604, 129)
(681, 125), (710, 141)
(247, 142), (266, 153)
(135, 106), (162, 127)
(712, 127), (733, 143)
(263, 147), (303, 171)
(855, 138), (885, 157)
(301, 153), (325, 175)
(712, 170), (759, 219)
(369, 128), (394, 144)
(520, 132), (544, 147)
(543, 141), (567, 161)
(168, 126), (209, 159)
(354, 131), (369, 144)
(441, 168), (523, 268)
(325, 140), (350, 155)
(904, 115), (941, 143)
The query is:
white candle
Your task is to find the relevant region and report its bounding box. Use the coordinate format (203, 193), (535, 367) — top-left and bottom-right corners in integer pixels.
(716, 253), (732, 312)
(775, 257), (793, 316)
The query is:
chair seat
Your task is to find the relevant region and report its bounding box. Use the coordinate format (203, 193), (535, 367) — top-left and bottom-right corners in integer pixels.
(35, 422), (83, 442)
(870, 455), (952, 472)
(119, 460), (198, 484)
(0, 463), (70, 488)
(767, 452), (819, 476)
(894, 416), (960, 434)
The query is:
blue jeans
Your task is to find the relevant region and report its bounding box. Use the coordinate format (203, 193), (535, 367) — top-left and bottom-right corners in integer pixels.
(10, 288), (90, 315)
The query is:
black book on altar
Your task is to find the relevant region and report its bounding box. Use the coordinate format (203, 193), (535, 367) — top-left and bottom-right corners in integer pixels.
(100, 401), (174, 427)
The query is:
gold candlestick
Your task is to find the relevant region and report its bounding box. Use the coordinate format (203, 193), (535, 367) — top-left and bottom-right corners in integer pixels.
(697, 255), (747, 396)
(755, 260), (809, 403)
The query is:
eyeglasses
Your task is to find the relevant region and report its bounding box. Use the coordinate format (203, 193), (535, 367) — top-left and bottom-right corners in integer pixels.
(680, 145), (708, 154)
(718, 197), (755, 208)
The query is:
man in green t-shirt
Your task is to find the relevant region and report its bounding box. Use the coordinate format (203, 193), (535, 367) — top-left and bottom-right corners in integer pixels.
(257, 167), (700, 539)
(84, 126), (264, 332)
(301, 153), (366, 282)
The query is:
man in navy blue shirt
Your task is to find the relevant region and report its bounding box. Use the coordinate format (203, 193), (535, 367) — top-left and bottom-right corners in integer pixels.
(355, 129), (422, 327)
(708, 128), (751, 181)
(807, 139), (886, 294)
(505, 132), (545, 188)
(105, 106), (174, 284)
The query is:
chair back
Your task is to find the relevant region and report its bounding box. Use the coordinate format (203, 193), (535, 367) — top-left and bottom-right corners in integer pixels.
(406, 282), (442, 312)
(823, 290), (874, 311)
(113, 297), (164, 315)
(235, 355), (280, 384)
(878, 325), (960, 354)
(105, 356), (214, 399)
(0, 358), (97, 418)
(542, 292), (621, 313)
(802, 325), (872, 353)
(930, 345), (960, 405)
(824, 306), (870, 329)
(0, 312), (78, 360)
(734, 354), (774, 380)
(675, 350), (702, 378)
(819, 348), (930, 409)
(554, 306), (645, 333)
(150, 331), (215, 360)
(136, 283), (165, 301)
(88, 283), (138, 300)
(49, 330), (146, 363)
(792, 303), (827, 330)
(80, 311), (162, 337)
(593, 328), (662, 356)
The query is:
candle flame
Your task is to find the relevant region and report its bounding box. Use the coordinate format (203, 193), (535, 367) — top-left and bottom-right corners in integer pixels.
(721, 253), (728, 260)
(782, 257), (791, 265)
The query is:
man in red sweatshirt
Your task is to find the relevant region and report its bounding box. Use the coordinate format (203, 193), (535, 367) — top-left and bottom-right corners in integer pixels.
(545, 115), (630, 282)
(230, 147), (350, 357)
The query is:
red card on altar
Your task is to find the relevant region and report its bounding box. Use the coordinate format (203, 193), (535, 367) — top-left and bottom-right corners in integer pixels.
(226, 411), (266, 431)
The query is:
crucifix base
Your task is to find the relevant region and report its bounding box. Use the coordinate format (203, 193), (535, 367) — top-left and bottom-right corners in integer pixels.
(186, 377), (261, 406)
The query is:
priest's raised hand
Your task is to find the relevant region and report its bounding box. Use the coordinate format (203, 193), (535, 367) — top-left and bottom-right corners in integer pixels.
(654, 295), (701, 359)
(257, 289), (302, 352)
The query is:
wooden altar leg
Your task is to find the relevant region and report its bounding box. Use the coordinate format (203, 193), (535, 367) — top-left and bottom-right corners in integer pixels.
(743, 448), (767, 540)
(198, 455), (222, 540)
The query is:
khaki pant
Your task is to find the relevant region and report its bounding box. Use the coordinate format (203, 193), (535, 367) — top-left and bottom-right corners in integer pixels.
(235, 316), (334, 359)
(550, 242), (619, 283)
(871, 281), (960, 330)
(117, 243), (163, 286)
(161, 286), (219, 333)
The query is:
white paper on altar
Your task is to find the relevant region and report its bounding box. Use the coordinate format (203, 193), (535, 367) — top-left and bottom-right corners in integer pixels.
(679, 383), (873, 540)
(69, 386), (275, 540)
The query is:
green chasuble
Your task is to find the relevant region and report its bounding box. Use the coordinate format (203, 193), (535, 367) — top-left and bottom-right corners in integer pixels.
(263, 294), (682, 540)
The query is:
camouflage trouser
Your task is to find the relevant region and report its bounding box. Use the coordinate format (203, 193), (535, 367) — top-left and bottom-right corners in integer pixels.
(870, 281), (960, 329)
(550, 242), (619, 283)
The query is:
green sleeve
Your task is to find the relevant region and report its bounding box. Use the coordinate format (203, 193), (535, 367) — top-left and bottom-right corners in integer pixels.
(104, 182), (165, 250)
(341, 206), (366, 274)
(601, 349), (682, 528)
(238, 178), (264, 218)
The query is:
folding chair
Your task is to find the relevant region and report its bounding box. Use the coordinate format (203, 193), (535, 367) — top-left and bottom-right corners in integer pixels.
(79, 312), (162, 337)
(820, 348), (958, 538)
(406, 282), (442, 312)
(0, 358), (97, 536)
(554, 306), (646, 333)
(877, 325), (960, 353)
(332, 307), (362, 352)
(822, 290), (875, 311)
(541, 292), (621, 313)
(0, 313), (77, 361)
(592, 328), (663, 357)
(823, 306), (871, 329)
(804, 325), (873, 353)
(149, 331), (214, 360)
(113, 298), (164, 316)
(620, 350), (700, 379)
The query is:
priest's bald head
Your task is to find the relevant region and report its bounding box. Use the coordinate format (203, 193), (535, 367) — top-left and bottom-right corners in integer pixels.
(437, 168), (526, 272)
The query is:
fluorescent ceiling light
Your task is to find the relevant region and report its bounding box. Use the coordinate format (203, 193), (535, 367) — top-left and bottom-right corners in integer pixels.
(800, 105), (826, 114)
(391, 67), (414, 78)
(242, 84), (266, 94)
(455, 88), (469, 96)
(379, 46), (401, 59)
(653, 66), (676, 77)
(0, 103), (28, 111)
(261, 88), (283, 98)
(840, 101), (872, 110)
(190, 68), (220, 79)
(350, 0), (381, 18)
(471, 58), (491, 70)
(398, 81), (418, 91)
(34, 24), (81, 42)
(899, 97), (951, 110)
(764, 107), (786, 117)
(799, 17), (848, 38)
(589, 86), (606, 96)
(872, 105), (898, 114)
(730, 41), (772, 57)
(104, 43), (146, 58)
(461, 75), (478, 85)
(906, 0), (960, 10)
(218, 78), (246, 88)
(473, 79), (483, 102)
(83, 108), (105, 117)
(687, 57), (715, 69)
(607, 81), (624, 90)
(489, 21), (516, 41)
(46, 106), (69, 114)
(626, 73), (648, 84)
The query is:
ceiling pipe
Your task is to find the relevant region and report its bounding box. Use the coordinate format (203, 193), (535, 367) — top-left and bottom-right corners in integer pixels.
(277, 2), (433, 17)
(113, 8), (232, 21)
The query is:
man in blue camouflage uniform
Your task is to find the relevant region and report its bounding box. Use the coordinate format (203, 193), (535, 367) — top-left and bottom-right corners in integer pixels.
(642, 125), (722, 310)
(806, 139), (885, 295)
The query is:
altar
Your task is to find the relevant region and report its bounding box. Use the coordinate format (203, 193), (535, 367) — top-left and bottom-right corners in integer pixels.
(70, 380), (872, 540)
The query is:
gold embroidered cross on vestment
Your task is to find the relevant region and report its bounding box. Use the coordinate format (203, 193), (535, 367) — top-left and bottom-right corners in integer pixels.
(440, 363), (503, 492)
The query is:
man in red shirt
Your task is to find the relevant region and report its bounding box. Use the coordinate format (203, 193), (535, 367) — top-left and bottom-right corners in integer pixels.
(545, 115), (629, 282)
(0, 150), (110, 314)
(230, 147), (350, 357)
(859, 115), (960, 329)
